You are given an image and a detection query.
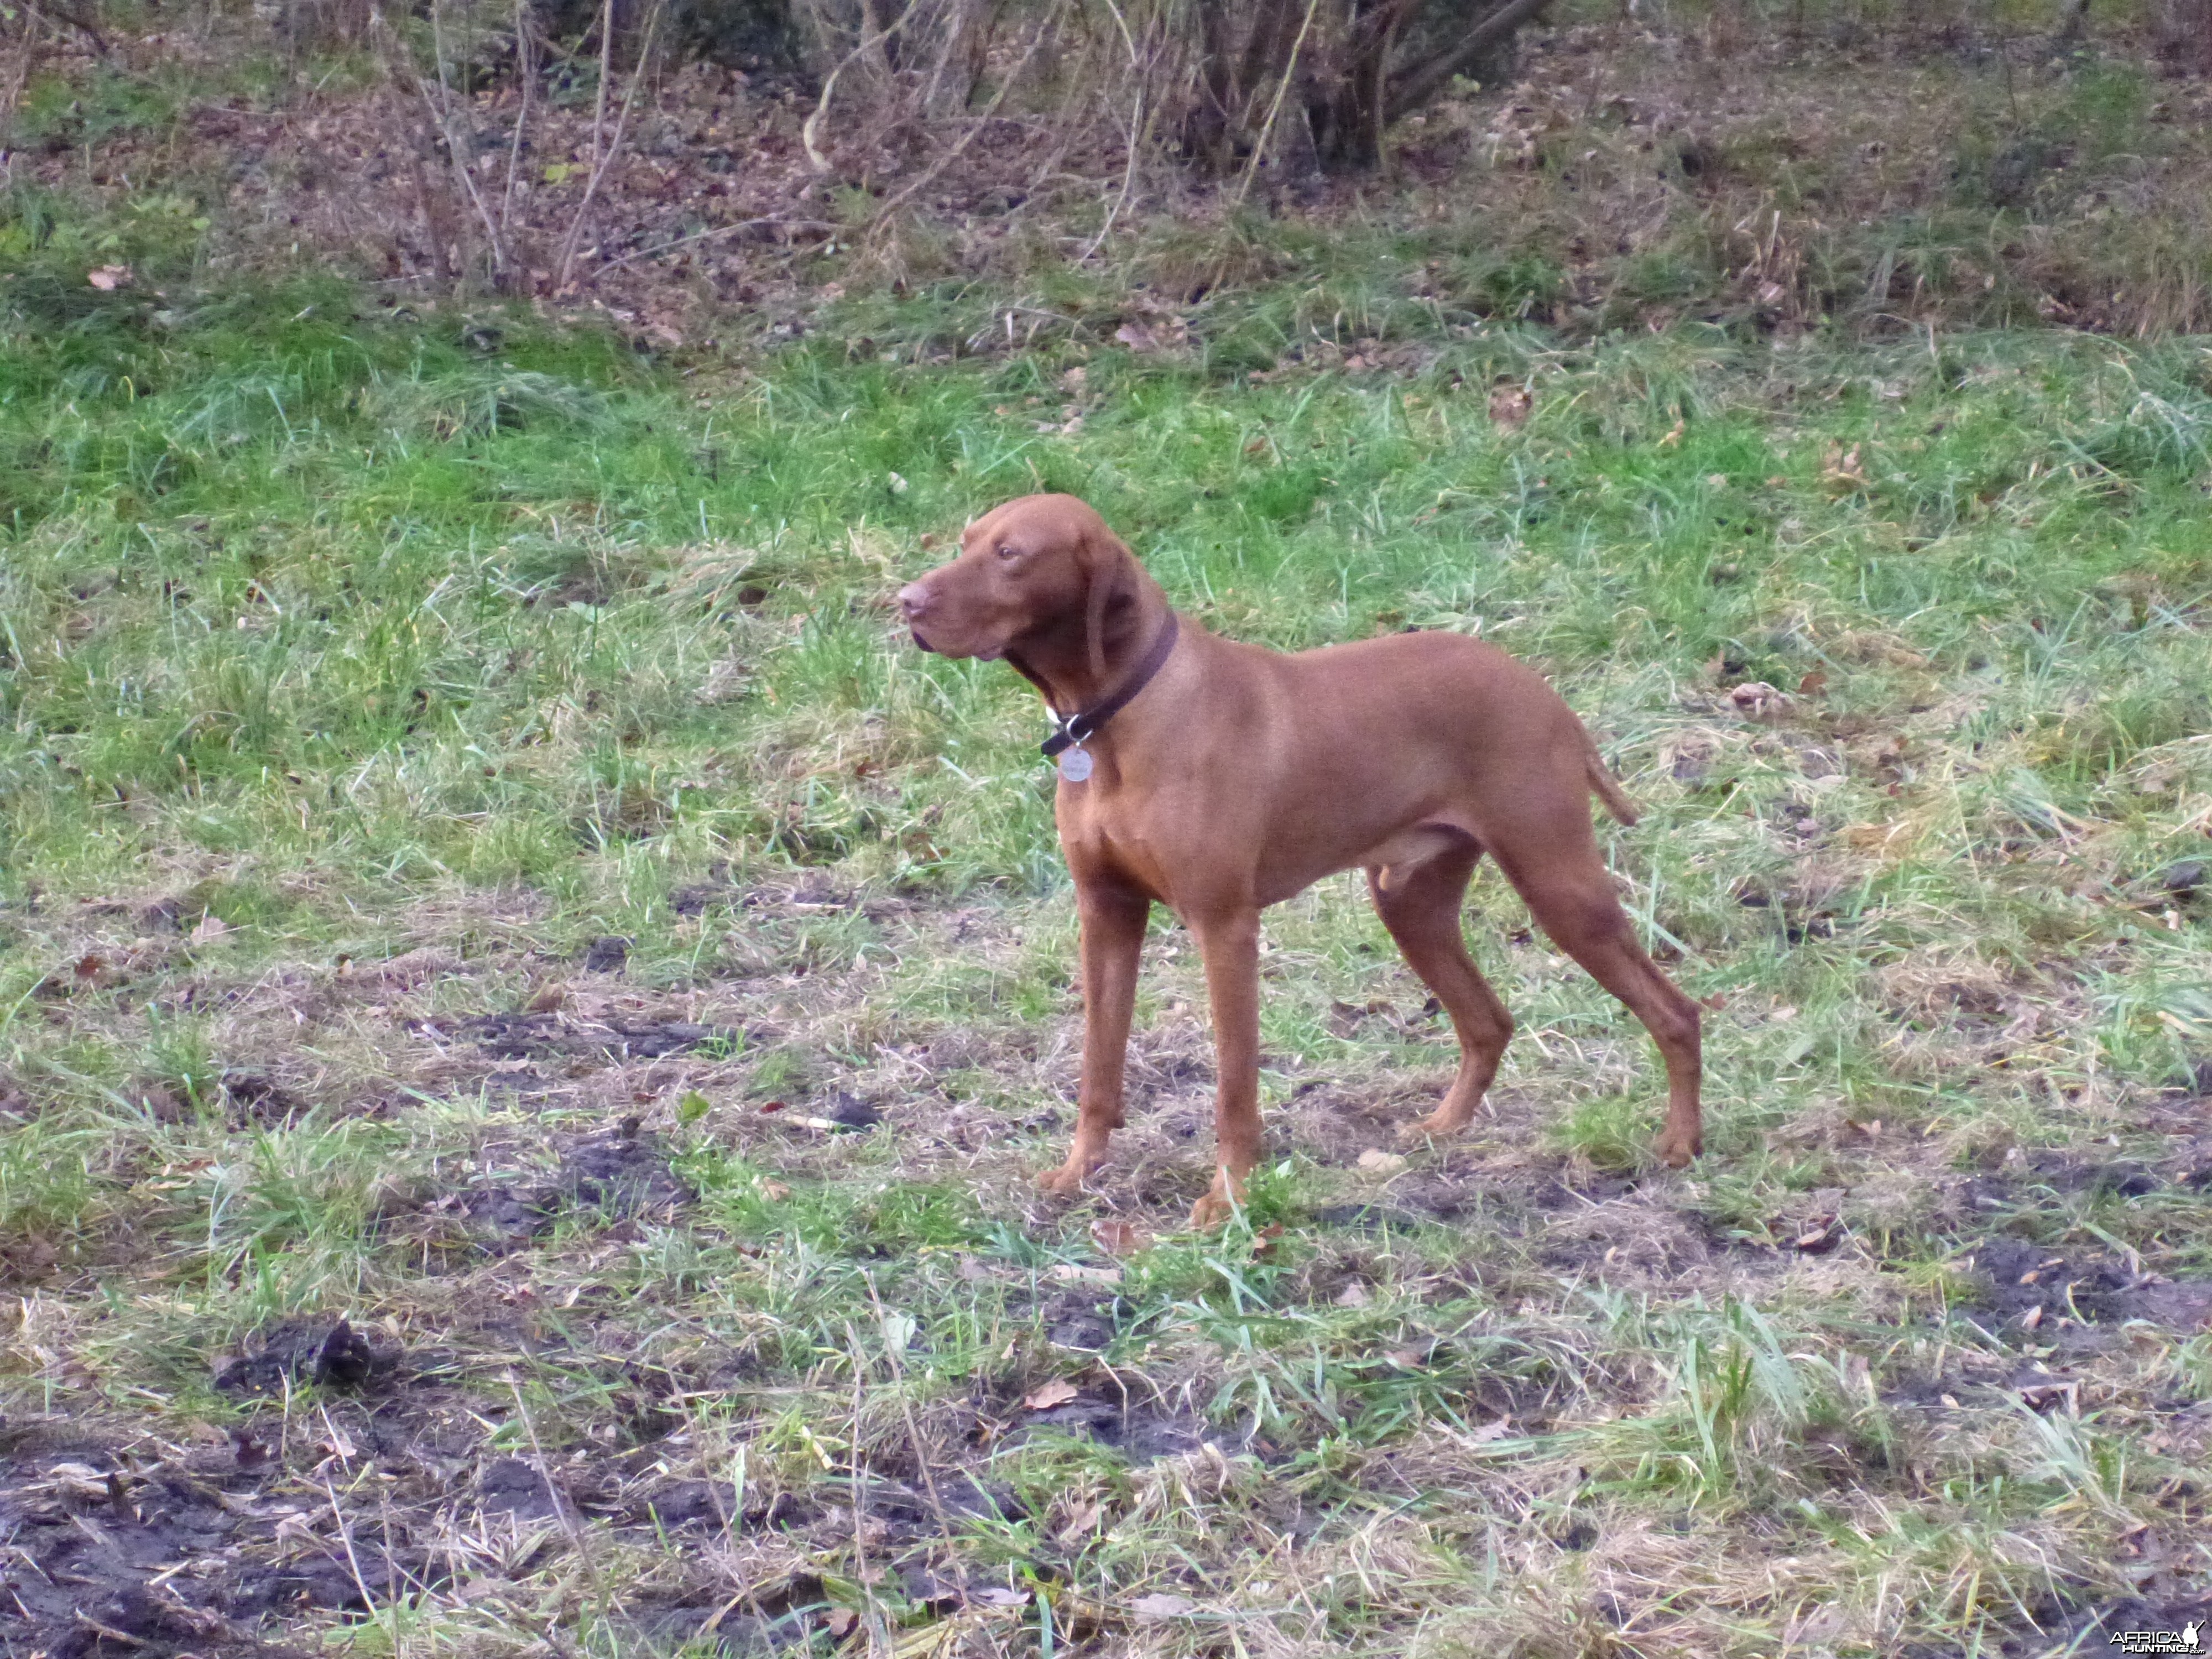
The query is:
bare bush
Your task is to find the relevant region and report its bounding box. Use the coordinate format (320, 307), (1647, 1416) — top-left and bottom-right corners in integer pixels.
(779, 0), (1552, 186)
(1173, 0), (1550, 173)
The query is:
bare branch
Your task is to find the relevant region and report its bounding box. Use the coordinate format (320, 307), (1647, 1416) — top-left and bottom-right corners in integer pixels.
(1229, 0), (1323, 208)
(1389, 0), (1553, 118)
(556, 0), (666, 290)
(865, 15), (1051, 232)
(800, 0), (930, 175)
(23, 0), (109, 56)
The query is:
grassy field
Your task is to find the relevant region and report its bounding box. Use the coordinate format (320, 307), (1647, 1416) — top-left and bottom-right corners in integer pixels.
(3, 208), (2212, 1657)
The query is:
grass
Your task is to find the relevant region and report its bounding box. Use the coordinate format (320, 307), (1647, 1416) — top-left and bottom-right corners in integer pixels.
(2, 193), (2211, 1656)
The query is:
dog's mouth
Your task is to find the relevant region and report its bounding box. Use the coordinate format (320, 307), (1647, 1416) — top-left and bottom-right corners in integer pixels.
(908, 626), (1005, 662)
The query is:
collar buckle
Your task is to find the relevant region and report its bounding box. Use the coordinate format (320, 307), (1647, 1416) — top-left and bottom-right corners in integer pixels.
(1030, 614), (1177, 761)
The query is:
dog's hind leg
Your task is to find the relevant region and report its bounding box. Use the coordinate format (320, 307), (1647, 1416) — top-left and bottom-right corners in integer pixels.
(1370, 836), (1516, 1142)
(1488, 811), (1704, 1166)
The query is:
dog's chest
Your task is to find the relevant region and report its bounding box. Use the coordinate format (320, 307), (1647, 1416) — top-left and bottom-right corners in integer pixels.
(1053, 781), (1187, 900)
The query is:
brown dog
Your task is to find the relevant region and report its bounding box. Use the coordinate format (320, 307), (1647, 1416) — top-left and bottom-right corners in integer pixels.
(898, 494), (1702, 1225)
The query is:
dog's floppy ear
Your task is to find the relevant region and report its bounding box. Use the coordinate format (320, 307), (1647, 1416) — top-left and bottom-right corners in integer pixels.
(1079, 528), (1132, 684)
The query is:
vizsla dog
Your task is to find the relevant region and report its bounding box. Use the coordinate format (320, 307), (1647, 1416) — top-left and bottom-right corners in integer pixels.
(898, 494), (1702, 1226)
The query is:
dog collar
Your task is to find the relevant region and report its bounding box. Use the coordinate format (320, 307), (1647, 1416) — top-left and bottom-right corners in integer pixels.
(1012, 612), (1180, 771)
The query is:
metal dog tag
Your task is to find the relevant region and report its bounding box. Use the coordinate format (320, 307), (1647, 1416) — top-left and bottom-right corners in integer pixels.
(1056, 746), (1094, 782)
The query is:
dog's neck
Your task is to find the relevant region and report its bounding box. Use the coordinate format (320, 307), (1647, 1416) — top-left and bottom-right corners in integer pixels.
(1008, 567), (1173, 718)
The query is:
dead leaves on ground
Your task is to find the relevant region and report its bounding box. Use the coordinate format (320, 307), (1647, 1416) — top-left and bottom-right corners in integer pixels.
(1089, 1218), (1152, 1257)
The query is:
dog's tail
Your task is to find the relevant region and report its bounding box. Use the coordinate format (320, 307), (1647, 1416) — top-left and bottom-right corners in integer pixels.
(1585, 742), (1640, 827)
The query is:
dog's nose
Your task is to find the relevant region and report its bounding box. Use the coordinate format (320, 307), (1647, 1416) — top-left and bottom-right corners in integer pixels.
(897, 583), (931, 619)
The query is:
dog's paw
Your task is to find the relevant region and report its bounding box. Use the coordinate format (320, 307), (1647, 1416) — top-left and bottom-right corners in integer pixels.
(1036, 1162), (1094, 1196)
(1396, 1112), (1462, 1146)
(1653, 1128), (1703, 1168)
(1187, 1165), (1249, 1230)
(1187, 1191), (1234, 1230)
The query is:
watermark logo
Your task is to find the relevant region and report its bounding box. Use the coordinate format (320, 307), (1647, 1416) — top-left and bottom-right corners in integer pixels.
(2111, 1620), (2203, 1656)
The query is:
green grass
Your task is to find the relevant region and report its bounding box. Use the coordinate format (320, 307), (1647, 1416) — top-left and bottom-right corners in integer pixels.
(2, 208), (2211, 1656)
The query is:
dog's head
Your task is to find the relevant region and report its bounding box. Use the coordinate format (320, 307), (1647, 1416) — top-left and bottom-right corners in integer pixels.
(897, 494), (1134, 680)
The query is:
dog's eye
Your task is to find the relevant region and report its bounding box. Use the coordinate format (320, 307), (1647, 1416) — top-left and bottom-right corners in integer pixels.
(995, 542), (1020, 561)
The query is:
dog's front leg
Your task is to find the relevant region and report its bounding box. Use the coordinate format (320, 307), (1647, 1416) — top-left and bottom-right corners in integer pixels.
(1187, 906), (1263, 1229)
(1039, 881), (1149, 1196)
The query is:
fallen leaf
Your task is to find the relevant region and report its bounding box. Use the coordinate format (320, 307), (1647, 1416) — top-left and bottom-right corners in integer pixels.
(1334, 1281), (1371, 1307)
(1466, 1416), (1513, 1444)
(677, 1089), (712, 1125)
(1489, 386), (1532, 426)
(1023, 1379), (1081, 1411)
(1356, 1149), (1408, 1176)
(760, 1181), (791, 1201)
(1728, 681), (1791, 720)
(524, 982), (566, 1013)
(2018, 1303), (2046, 1332)
(1842, 822), (1906, 851)
(73, 953), (107, 980)
(1820, 442), (1870, 492)
(824, 1607), (859, 1639)
(1090, 1218), (1152, 1257)
(1048, 1263), (1121, 1286)
(1129, 1593), (1199, 1620)
(1250, 1222), (1286, 1258)
(189, 914), (231, 943)
(2020, 1381), (2079, 1415)
(1383, 1345), (1427, 1368)
(87, 264), (132, 290)
(348, 946), (460, 987)
(1797, 670), (1830, 697)
(1656, 416), (1686, 448)
(758, 1099), (787, 1114)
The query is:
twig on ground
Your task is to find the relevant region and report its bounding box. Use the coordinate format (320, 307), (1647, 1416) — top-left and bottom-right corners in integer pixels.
(864, 1272), (956, 1543)
(595, 218), (836, 275)
(504, 1370), (606, 1603)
